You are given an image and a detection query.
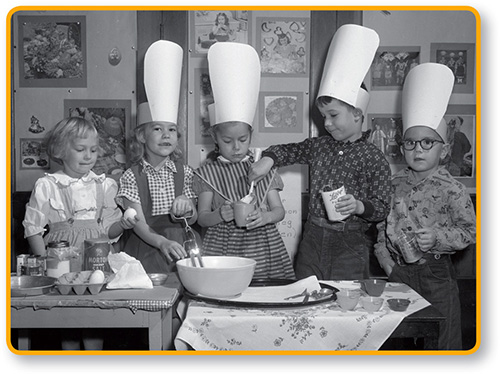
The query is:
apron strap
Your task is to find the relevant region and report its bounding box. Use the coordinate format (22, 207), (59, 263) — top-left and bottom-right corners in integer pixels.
(173, 161), (185, 198)
(95, 180), (105, 225)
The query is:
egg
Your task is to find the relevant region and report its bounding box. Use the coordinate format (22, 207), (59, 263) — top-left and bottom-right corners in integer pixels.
(124, 207), (137, 220)
(89, 270), (106, 284)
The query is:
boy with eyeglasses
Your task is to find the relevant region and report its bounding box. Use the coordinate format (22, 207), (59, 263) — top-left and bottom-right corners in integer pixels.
(374, 63), (476, 350)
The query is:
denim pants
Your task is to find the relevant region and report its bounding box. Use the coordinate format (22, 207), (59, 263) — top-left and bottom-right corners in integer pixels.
(295, 220), (370, 281)
(389, 255), (462, 350)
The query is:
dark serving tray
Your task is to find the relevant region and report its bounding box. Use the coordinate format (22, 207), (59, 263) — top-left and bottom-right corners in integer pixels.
(183, 278), (338, 308)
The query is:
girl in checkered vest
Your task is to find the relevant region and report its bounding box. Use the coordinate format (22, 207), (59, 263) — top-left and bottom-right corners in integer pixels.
(116, 103), (199, 273)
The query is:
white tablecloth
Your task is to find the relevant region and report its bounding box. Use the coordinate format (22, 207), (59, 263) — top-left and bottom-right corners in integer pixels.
(174, 280), (430, 351)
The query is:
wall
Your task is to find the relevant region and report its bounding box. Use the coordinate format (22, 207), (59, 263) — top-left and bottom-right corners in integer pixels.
(12, 10), (137, 191)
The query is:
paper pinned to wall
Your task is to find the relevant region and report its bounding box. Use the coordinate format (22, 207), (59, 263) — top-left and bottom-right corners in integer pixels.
(275, 164), (304, 262)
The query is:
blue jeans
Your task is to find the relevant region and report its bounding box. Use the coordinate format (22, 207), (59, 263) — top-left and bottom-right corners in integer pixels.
(295, 220), (370, 280)
(389, 255), (462, 350)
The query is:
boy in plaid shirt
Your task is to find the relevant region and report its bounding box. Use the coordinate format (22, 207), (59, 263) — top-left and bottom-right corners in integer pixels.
(250, 25), (392, 280)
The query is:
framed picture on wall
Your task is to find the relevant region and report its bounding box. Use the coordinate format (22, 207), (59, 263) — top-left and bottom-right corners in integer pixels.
(370, 46), (420, 90)
(18, 15), (87, 88)
(368, 114), (406, 173)
(194, 68), (214, 145)
(431, 42), (475, 93)
(258, 91), (303, 133)
(256, 17), (309, 77)
(19, 138), (50, 170)
(442, 105), (476, 191)
(64, 99), (131, 181)
(190, 10), (251, 57)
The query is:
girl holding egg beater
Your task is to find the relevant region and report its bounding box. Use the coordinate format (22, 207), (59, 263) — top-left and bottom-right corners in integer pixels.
(116, 41), (199, 273)
(22, 116), (137, 350)
(194, 43), (295, 280)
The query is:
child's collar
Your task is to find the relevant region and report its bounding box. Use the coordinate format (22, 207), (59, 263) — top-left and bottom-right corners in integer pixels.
(217, 155), (251, 163)
(46, 170), (106, 186)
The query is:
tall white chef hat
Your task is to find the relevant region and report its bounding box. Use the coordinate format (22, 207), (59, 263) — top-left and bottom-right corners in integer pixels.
(208, 42), (260, 126)
(402, 63), (455, 141)
(143, 40), (183, 125)
(316, 24), (380, 115)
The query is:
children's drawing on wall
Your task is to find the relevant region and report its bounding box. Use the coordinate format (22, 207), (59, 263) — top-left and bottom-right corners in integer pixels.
(64, 100), (130, 181)
(442, 115), (475, 178)
(431, 43), (474, 94)
(369, 116), (405, 171)
(20, 138), (50, 169)
(257, 18), (309, 76)
(191, 11), (249, 56)
(259, 92), (303, 133)
(436, 49), (467, 85)
(371, 47), (420, 89)
(18, 15), (86, 87)
(194, 68), (214, 145)
(28, 115), (45, 134)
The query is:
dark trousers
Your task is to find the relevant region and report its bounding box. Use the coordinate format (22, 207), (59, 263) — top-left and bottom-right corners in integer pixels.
(295, 219), (370, 281)
(389, 254), (462, 350)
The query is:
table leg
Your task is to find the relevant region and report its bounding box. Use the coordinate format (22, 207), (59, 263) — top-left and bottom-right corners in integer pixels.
(17, 329), (31, 350)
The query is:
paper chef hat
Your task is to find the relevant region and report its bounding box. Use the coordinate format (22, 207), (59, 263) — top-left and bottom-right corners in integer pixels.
(402, 63), (455, 141)
(136, 102), (153, 127)
(208, 42), (260, 126)
(317, 24), (380, 115)
(143, 40), (183, 124)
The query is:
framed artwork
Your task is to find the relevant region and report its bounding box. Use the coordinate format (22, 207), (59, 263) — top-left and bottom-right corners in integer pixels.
(368, 114), (405, 172)
(431, 43), (475, 93)
(190, 10), (251, 57)
(18, 15), (87, 88)
(371, 47), (420, 90)
(259, 92), (303, 133)
(442, 105), (476, 191)
(256, 17), (309, 77)
(19, 138), (50, 170)
(194, 68), (214, 145)
(64, 99), (131, 181)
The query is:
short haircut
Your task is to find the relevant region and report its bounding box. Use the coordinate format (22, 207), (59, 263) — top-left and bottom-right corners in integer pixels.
(45, 117), (98, 165)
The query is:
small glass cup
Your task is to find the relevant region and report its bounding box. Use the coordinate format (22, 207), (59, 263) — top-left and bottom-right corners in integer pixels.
(395, 231), (423, 263)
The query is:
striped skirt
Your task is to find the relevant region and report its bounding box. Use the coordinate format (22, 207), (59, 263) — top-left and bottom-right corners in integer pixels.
(202, 221), (295, 280)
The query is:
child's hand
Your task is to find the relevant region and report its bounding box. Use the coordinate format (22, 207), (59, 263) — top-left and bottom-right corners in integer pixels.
(220, 200), (234, 222)
(415, 228), (437, 252)
(245, 209), (266, 230)
(335, 194), (364, 216)
(120, 215), (138, 230)
(171, 195), (193, 217)
(248, 157), (274, 184)
(159, 239), (187, 263)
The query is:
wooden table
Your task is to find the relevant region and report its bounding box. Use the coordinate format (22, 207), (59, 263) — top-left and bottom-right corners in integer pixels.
(10, 274), (182, 351)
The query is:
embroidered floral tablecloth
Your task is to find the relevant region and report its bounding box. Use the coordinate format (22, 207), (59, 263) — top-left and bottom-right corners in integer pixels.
(174, 281), (430, 351)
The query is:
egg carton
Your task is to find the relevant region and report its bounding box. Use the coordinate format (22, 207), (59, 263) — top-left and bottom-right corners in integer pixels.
(55, 270), (113, 295)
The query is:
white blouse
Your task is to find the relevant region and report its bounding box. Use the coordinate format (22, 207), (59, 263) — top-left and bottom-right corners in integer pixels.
(23, 170), (122, 238)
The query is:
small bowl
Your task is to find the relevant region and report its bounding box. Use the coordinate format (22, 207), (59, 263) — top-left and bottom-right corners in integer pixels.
(336, 289), (361, 311)
(177, 256), (256, 298)
(387, 298), (411, 312)
(360, 279), (387, 297)
(360, 296), (384, 312)
(148, 273), (168, 286)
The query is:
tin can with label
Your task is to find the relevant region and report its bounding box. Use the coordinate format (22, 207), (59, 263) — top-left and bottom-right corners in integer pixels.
(16, 254), (30, 276)
(84, 238), (112, 272)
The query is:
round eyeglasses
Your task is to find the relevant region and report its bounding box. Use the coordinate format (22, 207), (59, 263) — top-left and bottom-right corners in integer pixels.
(402, 138), (444, 151)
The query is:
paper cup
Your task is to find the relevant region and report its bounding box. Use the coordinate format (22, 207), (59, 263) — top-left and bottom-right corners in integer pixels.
(234, 201), (256, 228)
(321, 185), (347, 221)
